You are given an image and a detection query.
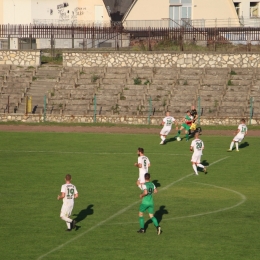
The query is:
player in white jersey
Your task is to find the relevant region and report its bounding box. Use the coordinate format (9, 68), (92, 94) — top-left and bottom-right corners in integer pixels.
(228, 119), (248, 152)
(190, 132), (207, 175)
(57, 174), (78, 231)
(160, 111), (177, 144)
(134, 147), (150, 189)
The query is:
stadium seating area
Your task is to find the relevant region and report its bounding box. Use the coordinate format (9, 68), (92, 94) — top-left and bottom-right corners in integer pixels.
(0, 65), (258, 117)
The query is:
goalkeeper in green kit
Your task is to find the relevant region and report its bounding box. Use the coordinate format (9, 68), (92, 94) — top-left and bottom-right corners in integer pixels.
(137, 173), (161, 235)
(176, 110), (193, 141)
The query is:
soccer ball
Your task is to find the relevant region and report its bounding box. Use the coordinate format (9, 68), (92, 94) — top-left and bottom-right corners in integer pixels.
(176, 137), (181, 141)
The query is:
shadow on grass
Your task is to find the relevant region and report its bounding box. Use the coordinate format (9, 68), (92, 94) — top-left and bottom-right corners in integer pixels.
(73, 204), (94, 231)
(164, 136), (176, 144)
(144, 205), (168, 231)
(240, 142), (249, 149)
(152, 180), (161, 188)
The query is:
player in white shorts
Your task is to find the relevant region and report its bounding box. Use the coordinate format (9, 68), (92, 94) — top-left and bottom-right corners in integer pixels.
(228, 119), (248, 152)
(160, 111), (177, 145)
(190, 132), (207, 175)
(57, 174), (78, 231)
(134, 147), (150, 190)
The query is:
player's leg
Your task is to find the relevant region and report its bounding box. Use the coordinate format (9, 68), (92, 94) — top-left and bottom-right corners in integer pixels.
(196, 156), (207, 173)
(136, 179), (143, 190)
(60, 205), (73, 231)
(148, 207), (161, 235)
(177, 125), (184, 136)
(137, 205), (146, 233)
(185, 129), (189, 141)
(192, 162), (199, 175)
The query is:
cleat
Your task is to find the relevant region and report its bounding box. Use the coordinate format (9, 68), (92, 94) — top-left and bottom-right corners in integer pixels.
(157, 226), (161, 235)
(72, 220), (77, 229)
(203, 167), (207, 174)
(66, 229), (72, 232)
(227, 149), (232, 152)
(137, 228), (145, 233)
(160, 141), (164, 145)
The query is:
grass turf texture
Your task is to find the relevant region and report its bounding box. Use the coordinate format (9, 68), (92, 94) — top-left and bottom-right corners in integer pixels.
(0, 131), (259, 260)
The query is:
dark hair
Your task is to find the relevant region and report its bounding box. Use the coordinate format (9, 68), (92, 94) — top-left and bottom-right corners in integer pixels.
(186, 110), (190, 113)
(65, 174), (72, 181)
(241, 118), (245, 123)
(144, 173), (150, 180)
(138, 147), (144, 154)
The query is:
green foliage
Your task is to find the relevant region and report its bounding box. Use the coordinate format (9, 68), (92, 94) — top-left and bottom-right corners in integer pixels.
(32, 76), (37, 81)
(0, 132), (259, 260)
(41, 55), (63, 65)
(230, 70), (237, 75)
(91, 74), (100, 83)
(183, 80), (188, 85)
(227, 79), (233, 86)
(143, 79), (150, 85)
(133, 76), (142, 85)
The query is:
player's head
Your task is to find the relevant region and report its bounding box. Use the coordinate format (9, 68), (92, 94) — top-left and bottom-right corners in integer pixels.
(144, 173), (150, 181)
(195, 132), (199, 139)
(166, 111), (170, 116)
(137, 147), (144, 156)
(241, 118), (245, 124)
(65, 174), (72, 181)
(186, 110), (191, 115)
(191, 105), (195, 110)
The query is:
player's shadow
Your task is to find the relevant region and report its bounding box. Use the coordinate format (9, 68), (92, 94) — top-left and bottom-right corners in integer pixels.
(152, 180), (161, 188)
(200, 160), (209, 174)
(239, 142), (249, 149)
(164, 137), (176, 144)
(144, 205), (168, 231)
(73, 204), (94, 231)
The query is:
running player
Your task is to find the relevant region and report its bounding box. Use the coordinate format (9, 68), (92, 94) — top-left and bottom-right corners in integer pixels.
(176, 110), (193, 141)
(57, 174), (78, 231)
(160, 111), (177, 144)
(190, 132), (207, 175)
(134, 148), (150, 190)
(227, 119), (248, 152)
(137, 173), (161, 235)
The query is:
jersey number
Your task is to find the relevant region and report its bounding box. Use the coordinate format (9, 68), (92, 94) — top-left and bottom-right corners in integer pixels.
(166, 120), (172, 126)
(144, 159), (147, 168)
(67, 188), (74, 199)
(148, 188), (153, 195)
(196, 142), (202, 149)
(241, 127), (246, 133)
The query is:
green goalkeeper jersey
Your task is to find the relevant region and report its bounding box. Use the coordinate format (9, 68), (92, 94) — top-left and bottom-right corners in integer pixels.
(185, 115), (192, 121)
(142, 182), (156, 205)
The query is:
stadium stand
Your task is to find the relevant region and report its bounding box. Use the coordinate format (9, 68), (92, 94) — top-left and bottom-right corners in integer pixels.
(1, 65), (259, 118)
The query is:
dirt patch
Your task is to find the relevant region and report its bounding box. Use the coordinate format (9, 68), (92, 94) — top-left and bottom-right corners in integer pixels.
(0, 125), (259, 136)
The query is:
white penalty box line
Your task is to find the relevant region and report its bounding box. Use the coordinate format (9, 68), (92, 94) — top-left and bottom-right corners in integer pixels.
(37, 156), (229, 260)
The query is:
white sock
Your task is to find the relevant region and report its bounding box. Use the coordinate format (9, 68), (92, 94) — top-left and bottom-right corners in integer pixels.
(235, 142), (239, 150)
(138, 184), (143, 190)
(61, 216), (72, 223)
(160, 136), (164, 141)
(230, 141), (234, 150)
(197, 164), (204, 168)
(66, 222), (71, 229)
(192, 164), (198, 175)
(162, 136), (166, 141)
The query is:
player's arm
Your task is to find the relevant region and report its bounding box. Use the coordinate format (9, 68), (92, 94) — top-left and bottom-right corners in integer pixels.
(134, 162), (142, 168)
(74, 193), (79, 199)
(190, 146), (193, 152)
(57, 192), (65, 200)
(161, 121), (165, 126)
(154, 188), (158, 194)
(140, 189), (148, 199)
(234, 128), (240, 135)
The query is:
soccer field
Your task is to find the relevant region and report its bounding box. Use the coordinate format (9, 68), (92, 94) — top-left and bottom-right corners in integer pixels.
(1, 131), (259, 260)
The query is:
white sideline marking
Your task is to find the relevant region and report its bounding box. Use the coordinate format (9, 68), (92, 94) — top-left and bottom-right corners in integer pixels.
(37, 156), (228, 260)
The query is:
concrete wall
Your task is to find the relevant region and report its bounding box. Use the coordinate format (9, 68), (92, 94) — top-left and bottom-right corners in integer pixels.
(0, 50), (41, 66)
(193, 0), (239, 25)
(0, 114), (259, 125)
(63, 52), (260, 68)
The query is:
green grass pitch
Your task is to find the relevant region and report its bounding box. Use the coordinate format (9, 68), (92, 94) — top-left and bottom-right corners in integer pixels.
(0, 131), (259, 260)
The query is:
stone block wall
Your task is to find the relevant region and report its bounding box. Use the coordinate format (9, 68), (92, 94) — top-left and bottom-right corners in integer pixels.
(0, 114), (259, 125)
(0, 50), (41, 66)
(63, 52), (260, 68)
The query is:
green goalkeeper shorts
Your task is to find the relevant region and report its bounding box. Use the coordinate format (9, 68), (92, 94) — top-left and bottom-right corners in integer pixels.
(181, 123), (190, 131)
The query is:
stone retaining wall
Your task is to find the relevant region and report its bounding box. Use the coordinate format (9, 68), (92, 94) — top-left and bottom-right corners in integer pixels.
(0, 114), (259, 125)
(0, 50), (41, 66)
(63, 52), (260, 68)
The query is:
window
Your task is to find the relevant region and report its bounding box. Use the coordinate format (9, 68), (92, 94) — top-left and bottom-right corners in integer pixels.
(234, 2), (241, 17)
(250, 2), (259, 17)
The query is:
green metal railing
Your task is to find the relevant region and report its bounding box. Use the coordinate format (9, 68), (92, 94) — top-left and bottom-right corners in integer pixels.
(94, 94), (97, 123)
(148, 96), (152, 125)
(249, 97), (254, 125)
